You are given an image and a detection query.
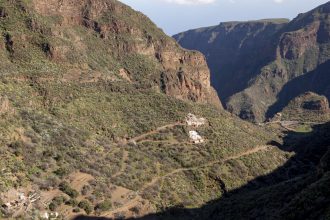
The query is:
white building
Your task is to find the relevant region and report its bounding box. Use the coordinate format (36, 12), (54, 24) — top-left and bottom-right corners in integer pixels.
(40, 212), (49, 220)
(186, 113), (206, 127)
(18, 193), (26, 201)
(189, 131), (204, 144)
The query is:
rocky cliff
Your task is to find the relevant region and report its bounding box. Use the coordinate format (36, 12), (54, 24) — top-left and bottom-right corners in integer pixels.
(0, 0), (221, 108)
(174, 19), (289, 102)
(174, 2), (330, 122)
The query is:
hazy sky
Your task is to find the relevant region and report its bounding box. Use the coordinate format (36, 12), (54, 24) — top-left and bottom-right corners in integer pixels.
(118, 0), (329, 35)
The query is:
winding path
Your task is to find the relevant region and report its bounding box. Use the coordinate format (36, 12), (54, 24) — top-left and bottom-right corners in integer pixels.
(128, 122), (185, 143)
(106, 121), (272, 216)
(138, 145), (271, 193)
(111, 122), (185, 179)
(105, 145), (272, 216)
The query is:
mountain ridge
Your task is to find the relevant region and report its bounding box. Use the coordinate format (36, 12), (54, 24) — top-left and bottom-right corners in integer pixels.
(0, 0), (222, 109)
(174, 1), (330, 122)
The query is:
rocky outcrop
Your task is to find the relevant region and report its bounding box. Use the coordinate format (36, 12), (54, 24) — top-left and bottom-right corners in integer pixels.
(174, 2), (330, 122)
(174, 19), (289, 103)
(302, 96), (329, 113)
(279, 22), (320, 60)
(25, 0), (222, 108)
(292, 92), (329, 113)
(158, 49), (221, 107)
(280, 92), (330, 123)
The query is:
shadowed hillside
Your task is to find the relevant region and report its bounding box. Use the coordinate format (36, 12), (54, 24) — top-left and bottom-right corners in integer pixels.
(174, 2), (330, 122)
(267, 60), (330, 118)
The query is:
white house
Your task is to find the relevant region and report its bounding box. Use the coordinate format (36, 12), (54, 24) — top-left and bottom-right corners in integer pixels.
(18, 193), (26, 201)
(186, 113), (206, 127)
(40, 212), (49, 220)
(189, 131), (204, 144)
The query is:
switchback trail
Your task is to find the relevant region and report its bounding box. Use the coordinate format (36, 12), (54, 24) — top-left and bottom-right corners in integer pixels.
(128, 122), (185, 143)
(106, 145), (272, 216)
(112, 122), (185, 178)
(104, 145), (272, 216)
(138, 145), (271, 193)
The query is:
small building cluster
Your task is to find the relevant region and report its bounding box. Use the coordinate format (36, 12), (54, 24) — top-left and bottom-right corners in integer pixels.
(185, 113), (207, 127)
(186, 113), (207, 144)
(40, 211), (59, 220)
(1, 191), (39, 217)
(189, 131), (204, 144)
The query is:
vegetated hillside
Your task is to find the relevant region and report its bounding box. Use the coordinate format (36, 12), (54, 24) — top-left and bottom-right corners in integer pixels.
(0, 0), (295, 219)
(74, 121), (330, 220)
(202, 122), (330, 220)
(174, 2), (330, 123)
(0, 0), (222, 108)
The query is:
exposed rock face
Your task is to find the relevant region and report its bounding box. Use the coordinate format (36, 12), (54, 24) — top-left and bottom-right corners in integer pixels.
(302, 97), (329, 112)
(299, 92), (329, 113)
(279, 23), (320, 60)
(174, 2), (330, 122)
(26, 0), (221, 108)
(159, 50), (221, 106)
(280, 92), (330, 123)
(174, 19), (288, 104)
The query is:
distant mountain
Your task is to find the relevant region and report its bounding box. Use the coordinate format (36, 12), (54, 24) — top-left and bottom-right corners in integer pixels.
(174, 2), (330, 122)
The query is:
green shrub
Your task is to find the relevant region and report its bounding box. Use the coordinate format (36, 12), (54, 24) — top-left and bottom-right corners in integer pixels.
(81, 185), (91, 195)
(49, 202), (57, 211)
(59, 182), (79, 198)
(8, 141), (24, 150)
(49, 196), (66, 211)
(65, 199), (79, 207)
(54, 167), (69, 177)
(95, 200), (112, 212)
(78, 200), (93, 214)
(73, 207), (80, 213)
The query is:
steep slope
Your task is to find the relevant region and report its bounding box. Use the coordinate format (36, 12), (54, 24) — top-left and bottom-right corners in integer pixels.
(204, 122), (330, 220)
(174, 2), (330, 122)
(174, 19), (289, 103)
(88, 122), (330, 220)
(0, 0), (295, 219)
(0, 0), (221, 108)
